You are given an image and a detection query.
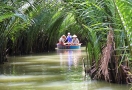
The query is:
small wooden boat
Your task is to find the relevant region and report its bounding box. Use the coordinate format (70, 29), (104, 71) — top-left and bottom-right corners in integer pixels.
(57, 43), (81, 49)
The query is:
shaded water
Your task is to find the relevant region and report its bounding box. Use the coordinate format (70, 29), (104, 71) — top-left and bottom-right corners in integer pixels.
(0, 47), (131, 90)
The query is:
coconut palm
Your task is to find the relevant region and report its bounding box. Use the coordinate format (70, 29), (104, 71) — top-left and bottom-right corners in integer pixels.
(63, 0), (132, 84)
(0, 0), (78, 59)
(0, 0), (30, 63)
(1, 0), (132, 85)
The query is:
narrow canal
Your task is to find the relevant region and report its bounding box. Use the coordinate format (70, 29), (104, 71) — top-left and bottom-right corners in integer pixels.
(0, 47), (130, 90)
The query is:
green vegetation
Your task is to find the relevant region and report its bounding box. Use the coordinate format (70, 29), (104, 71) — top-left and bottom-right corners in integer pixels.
(0, 0), (132, 84)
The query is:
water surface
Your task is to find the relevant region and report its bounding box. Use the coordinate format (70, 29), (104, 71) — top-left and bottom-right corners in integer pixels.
(0, 47), (131, 90)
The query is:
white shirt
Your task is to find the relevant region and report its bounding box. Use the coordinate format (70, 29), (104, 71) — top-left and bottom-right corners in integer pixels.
(59, 37), (65, 44)
(72, 38), (79, 44)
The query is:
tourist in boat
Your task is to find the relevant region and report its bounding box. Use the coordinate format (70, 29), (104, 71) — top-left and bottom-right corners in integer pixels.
(59, 35), (66, 45)
(72, 34), (79, 45)
(66, 32), (72, 43)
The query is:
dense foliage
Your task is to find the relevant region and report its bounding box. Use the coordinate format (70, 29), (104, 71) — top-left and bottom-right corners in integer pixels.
(0, 0), (132, 84)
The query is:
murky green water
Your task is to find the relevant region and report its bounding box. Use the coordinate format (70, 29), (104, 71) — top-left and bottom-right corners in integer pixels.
(0, 47), (131, 90)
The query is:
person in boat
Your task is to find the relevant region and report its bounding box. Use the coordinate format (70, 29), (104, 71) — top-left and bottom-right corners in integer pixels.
(66, 32), (72, 43)
(72, 34), (79, 45)
(59, 35), (66, 45)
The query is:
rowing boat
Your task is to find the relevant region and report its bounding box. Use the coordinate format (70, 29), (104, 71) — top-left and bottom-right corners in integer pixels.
(57, 43), (81, 49)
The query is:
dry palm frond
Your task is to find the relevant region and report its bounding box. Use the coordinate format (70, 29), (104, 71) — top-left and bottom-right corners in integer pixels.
(97, 29), (114, 81)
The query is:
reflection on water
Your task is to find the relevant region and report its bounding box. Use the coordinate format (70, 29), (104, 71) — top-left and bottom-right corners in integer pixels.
(57, 49), (82, 71)
(0, 47), (131, 90)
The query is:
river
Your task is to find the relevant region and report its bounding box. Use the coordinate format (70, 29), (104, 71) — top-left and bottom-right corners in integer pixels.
(0, 47), (131, 90)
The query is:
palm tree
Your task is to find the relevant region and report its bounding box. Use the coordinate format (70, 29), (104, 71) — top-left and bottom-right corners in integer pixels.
(1, 0), (132, 84)
(63, 0), (132, 84)
(0, 0), (79, 64)
(0, 0), (30, 63)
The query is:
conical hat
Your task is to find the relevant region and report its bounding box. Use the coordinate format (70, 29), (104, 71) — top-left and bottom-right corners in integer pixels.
(72, 34), (77, 37)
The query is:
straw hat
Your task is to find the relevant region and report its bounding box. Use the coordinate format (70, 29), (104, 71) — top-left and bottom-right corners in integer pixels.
(72, 34), (77, 37)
